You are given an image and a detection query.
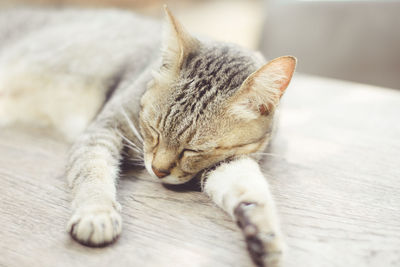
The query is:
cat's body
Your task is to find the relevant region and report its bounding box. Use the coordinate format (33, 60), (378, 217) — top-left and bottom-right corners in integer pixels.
(0, 7), (296, 267)
(0, 8), (160, 139)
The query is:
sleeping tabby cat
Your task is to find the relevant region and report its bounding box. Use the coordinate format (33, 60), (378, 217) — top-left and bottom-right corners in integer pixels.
(0, 6), (296, 267)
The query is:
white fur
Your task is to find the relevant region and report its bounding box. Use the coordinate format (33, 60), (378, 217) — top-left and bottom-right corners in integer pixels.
(204, 157), (277, 218)
(203, 157), (285, 266)
(67, 201), (122, 245)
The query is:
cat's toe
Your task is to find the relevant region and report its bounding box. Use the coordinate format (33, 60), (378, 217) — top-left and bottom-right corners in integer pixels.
(235, 202), (284, 267)
(247, 232), (284, 267)
(67, 205), (122, 247)
(242, 226), (283, 267)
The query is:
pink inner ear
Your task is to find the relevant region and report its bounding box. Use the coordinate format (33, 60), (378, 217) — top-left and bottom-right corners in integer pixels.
(228, 56), (296, 119)
(268, 56), (297, 94)
(278, 78), (290, 93)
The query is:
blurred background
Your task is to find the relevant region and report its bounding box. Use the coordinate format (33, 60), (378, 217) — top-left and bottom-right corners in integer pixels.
(1, 0), (399, 89)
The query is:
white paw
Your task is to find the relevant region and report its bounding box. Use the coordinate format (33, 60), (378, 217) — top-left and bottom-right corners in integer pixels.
(234, 202), (284, 267)
(67, 204), (122, 247)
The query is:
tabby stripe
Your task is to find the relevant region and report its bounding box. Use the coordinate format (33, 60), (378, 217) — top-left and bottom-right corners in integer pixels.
(162, 106), (173, 129)
(188, 59), (203, 78)
(176, 121), (192, 138)
(208, 59), (226, 77)
(185, 129), (197, 144)
(199, 91), (218, 113)
(224, 67), (250, 91)
(205, 56), (218, 71)
(184, 52), (197, 68)
(155, 115), (162, 129)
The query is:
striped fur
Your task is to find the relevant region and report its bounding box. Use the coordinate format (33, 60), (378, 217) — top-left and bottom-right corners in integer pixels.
(163, 44), (260, 140)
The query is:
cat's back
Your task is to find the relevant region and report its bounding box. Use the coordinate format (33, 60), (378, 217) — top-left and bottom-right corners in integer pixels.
(0, 8), (162, 140)
(0, 8), (161, 54)
(0, 8), (159, 37)
(0, 8), (56, 49)
(0, 8), (162, 78)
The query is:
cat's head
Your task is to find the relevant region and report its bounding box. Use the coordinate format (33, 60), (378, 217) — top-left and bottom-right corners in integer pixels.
(139, 8), (296, 184)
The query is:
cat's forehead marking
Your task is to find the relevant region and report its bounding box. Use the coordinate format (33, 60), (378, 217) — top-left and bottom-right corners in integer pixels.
(161, 44), (257, 144)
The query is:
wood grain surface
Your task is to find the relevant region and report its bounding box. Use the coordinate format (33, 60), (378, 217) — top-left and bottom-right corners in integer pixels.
(0, 74), (399, 267)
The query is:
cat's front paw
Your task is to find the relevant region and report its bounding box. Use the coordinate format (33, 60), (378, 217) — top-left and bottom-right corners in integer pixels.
(67, 204), (122, 247)
(234, 202), (284, 267)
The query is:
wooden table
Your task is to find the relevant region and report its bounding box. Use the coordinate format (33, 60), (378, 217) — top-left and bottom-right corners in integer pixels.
(1, 74), (399, 267)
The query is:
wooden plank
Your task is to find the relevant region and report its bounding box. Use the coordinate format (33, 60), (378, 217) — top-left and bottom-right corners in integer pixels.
(1, 74), (400, 267)
(269, 75), (400, 267)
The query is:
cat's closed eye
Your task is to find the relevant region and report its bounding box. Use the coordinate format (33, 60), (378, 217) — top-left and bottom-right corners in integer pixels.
(179, 148), (204, 159)
(143, 124), (160, 149)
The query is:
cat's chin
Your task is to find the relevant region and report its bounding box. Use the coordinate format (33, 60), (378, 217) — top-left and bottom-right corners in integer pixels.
(159, 174), (194, 185)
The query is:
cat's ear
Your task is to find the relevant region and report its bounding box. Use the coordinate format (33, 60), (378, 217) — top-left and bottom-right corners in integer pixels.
(162, 6), (199, 71)
(228, 56), (297, 120)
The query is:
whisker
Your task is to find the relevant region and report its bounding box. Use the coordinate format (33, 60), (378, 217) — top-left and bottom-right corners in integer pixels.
(125, 143), (143, 154)
(119, 142), (144, 160)
(128, 158), (144, 162)
(120, 107), (143, 143)
(115, 128), (143, 154)
(120, 148), (144, 165)
(250, 152), (284, 159)
(127, 158), (145, 166)
(128, 156), (144, 161)
(123, 147), (144, 160)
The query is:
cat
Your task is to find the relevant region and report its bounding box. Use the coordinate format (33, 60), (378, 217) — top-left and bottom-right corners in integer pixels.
(0, 6), (296, 267)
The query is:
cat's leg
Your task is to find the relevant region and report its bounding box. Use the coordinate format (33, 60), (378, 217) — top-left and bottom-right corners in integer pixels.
(202, 157), (284, 267)
(66, 123), (124, 246)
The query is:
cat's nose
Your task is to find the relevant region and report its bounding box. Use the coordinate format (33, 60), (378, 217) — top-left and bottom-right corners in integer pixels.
(152, 166), (170, 178)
